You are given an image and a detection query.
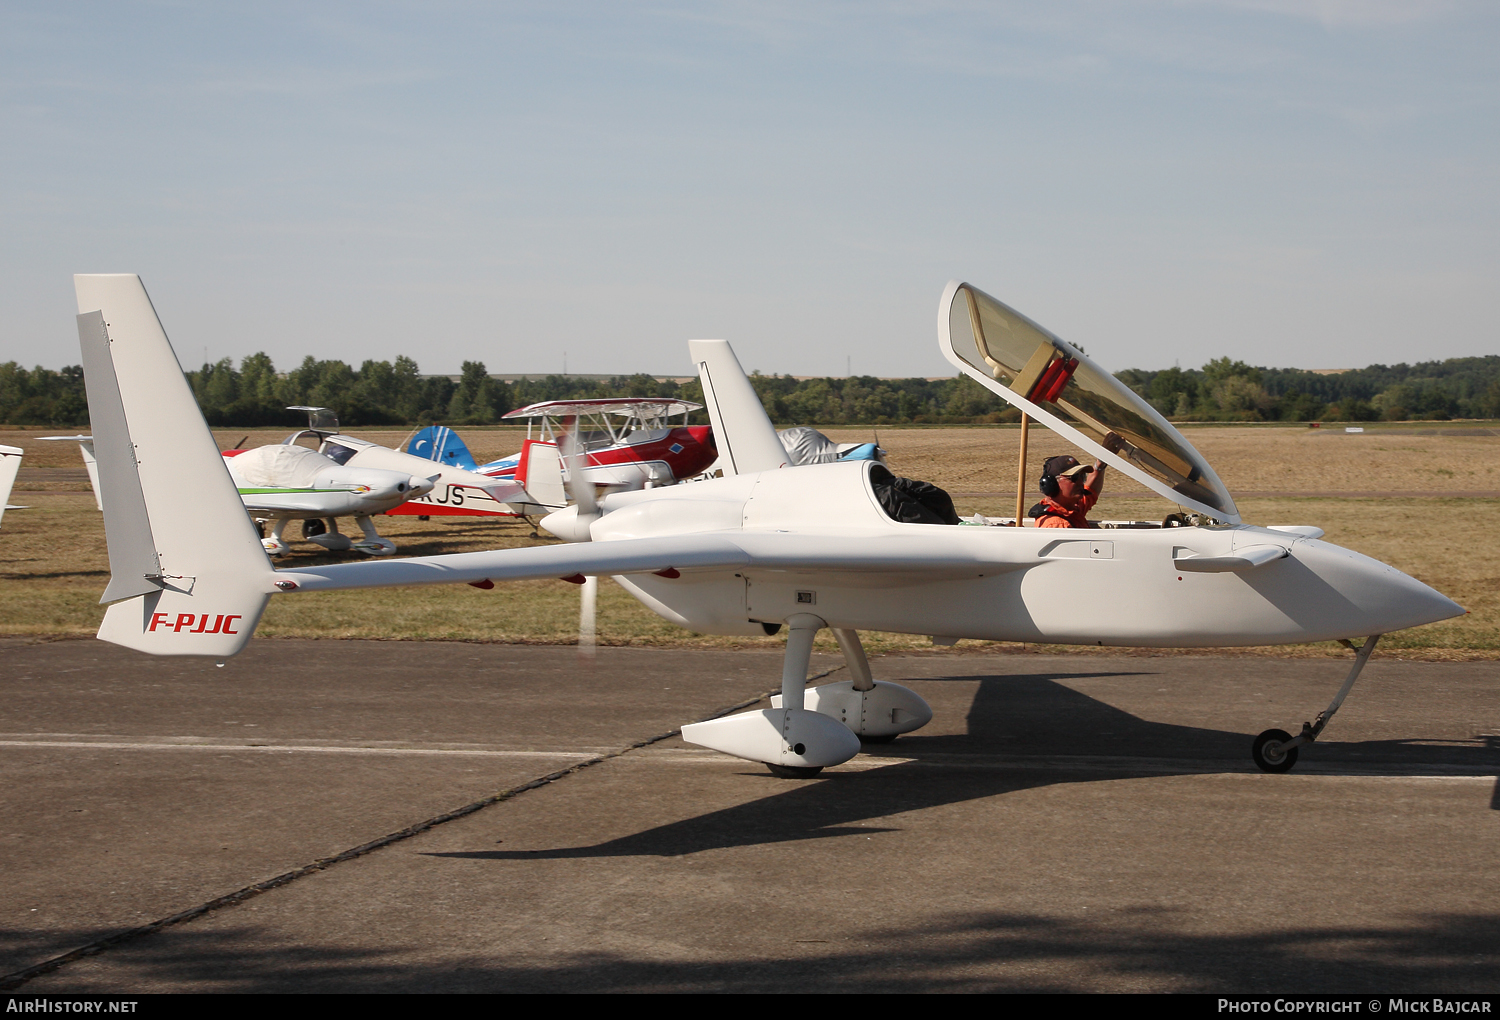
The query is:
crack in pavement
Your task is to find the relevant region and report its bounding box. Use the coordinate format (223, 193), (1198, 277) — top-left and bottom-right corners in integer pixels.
(0, 666), (843, 991)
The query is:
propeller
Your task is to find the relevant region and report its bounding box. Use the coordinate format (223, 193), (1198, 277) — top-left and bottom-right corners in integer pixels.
(559, 416), (598, 518)
(561, 416), (599, 660)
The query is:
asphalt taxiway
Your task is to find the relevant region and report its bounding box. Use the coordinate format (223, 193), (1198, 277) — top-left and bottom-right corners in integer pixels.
(1, 638), (1496, 993)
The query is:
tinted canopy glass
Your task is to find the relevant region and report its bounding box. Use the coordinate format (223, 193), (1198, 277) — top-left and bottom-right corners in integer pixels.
(944, 283), (1237, 520)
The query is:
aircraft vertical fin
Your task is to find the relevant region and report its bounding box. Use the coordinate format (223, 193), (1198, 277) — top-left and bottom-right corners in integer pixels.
(522, 440), (567, 509)
(77, 310), (164, 602)
(74, 274), (274, 656)
(689, 339), (788, 476)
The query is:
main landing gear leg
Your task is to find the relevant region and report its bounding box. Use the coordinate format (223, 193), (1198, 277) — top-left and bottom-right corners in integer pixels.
(768, 628), (933, 743)
(261, 518), (290, 556)
(1252, 634), (1381, 773)
(766, 614), (825, 778)
(832, 627), (876, 693)
(351, 515), (397, 556)
(825, 628), (934, 744)
(678, 613), (860, 779)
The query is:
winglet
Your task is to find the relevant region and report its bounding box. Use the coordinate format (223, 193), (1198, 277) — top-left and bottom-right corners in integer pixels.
(74, 275), (275, 656)
(689, 339), (788, 476)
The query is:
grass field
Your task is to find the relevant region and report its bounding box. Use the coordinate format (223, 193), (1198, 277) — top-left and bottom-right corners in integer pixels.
(3, 423), (1496, 659)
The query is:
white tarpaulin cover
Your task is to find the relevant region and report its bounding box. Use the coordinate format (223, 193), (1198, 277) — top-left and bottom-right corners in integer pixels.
(778, 427), (842, 466)
(227, 445), (337, 488)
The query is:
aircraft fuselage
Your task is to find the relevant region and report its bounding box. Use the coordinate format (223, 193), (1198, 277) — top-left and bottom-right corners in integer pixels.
(579, 461), (1461, 647)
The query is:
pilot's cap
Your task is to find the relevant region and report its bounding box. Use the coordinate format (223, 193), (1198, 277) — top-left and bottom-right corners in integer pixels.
(1043, 455), (1090, 480)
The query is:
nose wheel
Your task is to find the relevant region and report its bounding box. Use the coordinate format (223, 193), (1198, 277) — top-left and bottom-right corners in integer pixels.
(1251, 728), (1298, 773)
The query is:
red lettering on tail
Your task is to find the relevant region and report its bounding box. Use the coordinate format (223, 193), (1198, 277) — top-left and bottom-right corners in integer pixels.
(148, 612), (244, 636)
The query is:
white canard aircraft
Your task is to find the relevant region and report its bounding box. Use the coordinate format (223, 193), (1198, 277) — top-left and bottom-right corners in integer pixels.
(73, 274), (1464, 777)
(38, 435), (102, 509)
(0, 444), (24, 524)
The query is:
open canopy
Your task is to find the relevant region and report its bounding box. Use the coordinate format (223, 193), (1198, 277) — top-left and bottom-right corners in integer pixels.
(937, 281), (1239, 523)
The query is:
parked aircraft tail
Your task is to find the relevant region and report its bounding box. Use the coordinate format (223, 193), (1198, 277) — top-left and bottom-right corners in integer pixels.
(519, 440), (567, 509)
(406, 426), (479, 471)
(689, 339), (789, 476)
(74, 275), (275, 657)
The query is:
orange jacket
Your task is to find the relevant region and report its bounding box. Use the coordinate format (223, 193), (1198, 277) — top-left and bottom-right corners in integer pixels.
(1034, 491), (1099, 528)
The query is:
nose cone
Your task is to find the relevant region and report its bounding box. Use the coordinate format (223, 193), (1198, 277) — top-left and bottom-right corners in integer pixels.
(409, 474), (437, 498)
(540, 504), (596, 543)
(339, 467), (428, 505)
(1292, 539), (1465, 637)
(687, 425), (715, 453)
(668, 425), (717, 477)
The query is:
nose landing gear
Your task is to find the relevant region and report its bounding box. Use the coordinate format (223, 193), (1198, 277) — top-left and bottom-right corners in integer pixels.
(1252, 635), (1379, 773)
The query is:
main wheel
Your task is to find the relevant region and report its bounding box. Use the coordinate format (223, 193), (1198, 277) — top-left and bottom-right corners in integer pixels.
(1252, 728), (1298, 773)
(766, 764), (823, 779)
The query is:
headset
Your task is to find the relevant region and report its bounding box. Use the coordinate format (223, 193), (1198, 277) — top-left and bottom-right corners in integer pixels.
(1039, 458), (1100, 498)
(1038, 467), (1060, 498)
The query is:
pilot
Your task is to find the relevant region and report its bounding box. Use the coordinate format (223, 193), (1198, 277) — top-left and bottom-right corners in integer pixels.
(1030, 454), (1107, 528)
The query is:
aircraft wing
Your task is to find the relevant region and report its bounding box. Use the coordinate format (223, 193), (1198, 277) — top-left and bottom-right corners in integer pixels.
(275, 531), (1032, 594)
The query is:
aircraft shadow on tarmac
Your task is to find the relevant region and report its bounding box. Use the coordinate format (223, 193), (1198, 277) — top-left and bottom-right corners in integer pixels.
(430, 670), (1500, 862)
(5, 910), (1497, 993)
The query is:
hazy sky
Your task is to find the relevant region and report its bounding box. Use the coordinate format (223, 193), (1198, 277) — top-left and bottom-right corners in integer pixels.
(2, 1), (1496, 378)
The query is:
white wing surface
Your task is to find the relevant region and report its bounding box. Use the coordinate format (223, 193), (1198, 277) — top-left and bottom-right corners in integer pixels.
(276, 530), (1031, 593)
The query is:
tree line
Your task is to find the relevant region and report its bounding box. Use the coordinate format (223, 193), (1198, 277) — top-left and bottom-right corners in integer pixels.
(2, 351), (1497, 428)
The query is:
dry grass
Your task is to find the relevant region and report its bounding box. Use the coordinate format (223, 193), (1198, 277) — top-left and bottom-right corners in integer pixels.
(2, 425), (1495, 659)
(817, 423), (1500, 496)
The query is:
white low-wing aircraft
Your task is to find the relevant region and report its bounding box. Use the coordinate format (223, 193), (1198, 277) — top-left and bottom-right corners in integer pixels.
(223, 442), (438, 555)
(44, 429), (441, 556)
(45, 414), (531, 554)
(73, 274), (1464, 777)
(279, 408), (540, 521)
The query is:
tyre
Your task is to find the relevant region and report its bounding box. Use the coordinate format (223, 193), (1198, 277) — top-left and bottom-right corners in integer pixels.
(1252, 728), (1298, 773)
(766, 764), (824, 779)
